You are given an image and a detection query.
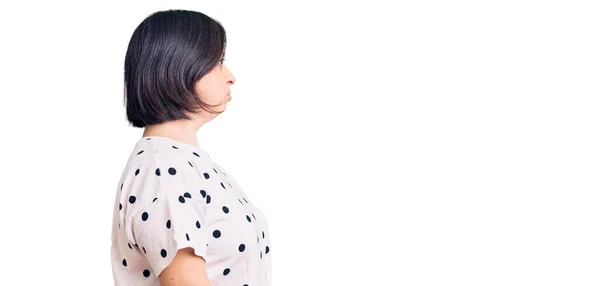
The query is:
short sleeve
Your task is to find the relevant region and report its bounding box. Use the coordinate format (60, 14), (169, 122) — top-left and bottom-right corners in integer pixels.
(130, 155), (212, 277)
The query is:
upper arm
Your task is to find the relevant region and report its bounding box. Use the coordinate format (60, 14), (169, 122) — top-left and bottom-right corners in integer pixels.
(128, 154), (215, 281)
(158, 247), (211, 286)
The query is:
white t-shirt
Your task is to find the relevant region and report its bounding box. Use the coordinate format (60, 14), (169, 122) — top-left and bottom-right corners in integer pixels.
(111, 136), (272, 286)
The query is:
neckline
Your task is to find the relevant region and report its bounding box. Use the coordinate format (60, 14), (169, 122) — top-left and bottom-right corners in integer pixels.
(140, 136), (209, 156)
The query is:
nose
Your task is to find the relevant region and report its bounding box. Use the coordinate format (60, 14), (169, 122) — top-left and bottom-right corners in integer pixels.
(228, 73), (236, 85)
(225, 66), (235, 85)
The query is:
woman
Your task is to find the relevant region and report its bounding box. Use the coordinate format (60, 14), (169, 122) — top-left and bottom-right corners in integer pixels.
(110, 9), (272, 286)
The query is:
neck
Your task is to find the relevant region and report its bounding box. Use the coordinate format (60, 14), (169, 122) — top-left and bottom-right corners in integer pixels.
(142, 118), (204, 148)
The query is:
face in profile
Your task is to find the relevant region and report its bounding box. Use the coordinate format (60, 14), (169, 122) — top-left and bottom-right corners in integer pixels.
(194, 53), (236, 116)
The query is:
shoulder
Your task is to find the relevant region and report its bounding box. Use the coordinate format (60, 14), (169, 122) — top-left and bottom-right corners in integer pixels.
(125, 140), (210, 177)
(135, 137), (211, 166)
(122, 137), (216, 199)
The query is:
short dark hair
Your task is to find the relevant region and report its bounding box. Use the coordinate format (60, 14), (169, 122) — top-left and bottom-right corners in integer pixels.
(124, 9), (227, 128)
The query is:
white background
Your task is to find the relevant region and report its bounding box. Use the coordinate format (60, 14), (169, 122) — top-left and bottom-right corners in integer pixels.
(0, 0), (598, 285)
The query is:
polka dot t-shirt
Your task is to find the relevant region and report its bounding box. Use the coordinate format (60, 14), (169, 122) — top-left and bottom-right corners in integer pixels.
(111, 136), (272, 286)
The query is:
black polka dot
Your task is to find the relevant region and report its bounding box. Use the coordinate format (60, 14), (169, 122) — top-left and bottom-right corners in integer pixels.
(128, 243), (132, 249)
(260, 251), (263, 259)
(179, 196), (185, 203)
(206, 195), (211, 204)
(228, 182), (232, 188)
(161, 249), (167, 258)
(220, 182), (225, 189)
(155, 168), (161, 176)
(213, 168), (218, 173)
(246, 215), (252, 222)
(252, 213), (256, 220)
(121, 183), (123, 190)
(184, 192), (191, 198)
(222, 206), (229, 213)
(200, 190), (207, 198)
(186, 233), (190, 241)
(239, 199), (243, 205)
(223, 268), (230, 275)
(239, 244), (245, 252)
(168, 167), (177, 175)
(203, 173), (210, 179)
(129, 196), (136, 204)
(152, 197), (157, 203)
(141, 212), (149, 221)
(257, 236), (259, 243)
(122, 259), (127, 266)
(262, 231), (265, 238)
(143, 269), (150, 277)
(188, 161), (193, 167)
(243, 198), (248, 203)
(166, 220), (171, 229)
(193, 152), (200, 157)
(137, 150), (144, 155)
(266, 246), (269, 254)
(143, 247), (146, 254)
(196, 221), (201, 228)
(135, 169), (140, 176)
(213, 230), (221, 238)
(172, 145), (179, 149)
(244, 284), (248, 286)
(119, 203), (122, 210)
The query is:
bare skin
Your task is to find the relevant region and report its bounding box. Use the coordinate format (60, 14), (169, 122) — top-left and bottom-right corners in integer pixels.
(143, 52), (236, 149)
(158, 248), (211, 286)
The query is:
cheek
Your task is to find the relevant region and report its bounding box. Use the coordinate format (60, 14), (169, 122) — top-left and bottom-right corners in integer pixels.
(200, 92), (221, 105)
(194, 74), (228, 103)
(195, 83), (218, 102)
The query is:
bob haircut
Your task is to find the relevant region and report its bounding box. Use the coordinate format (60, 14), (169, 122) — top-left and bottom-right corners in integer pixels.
(124, 9), (227, 128)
